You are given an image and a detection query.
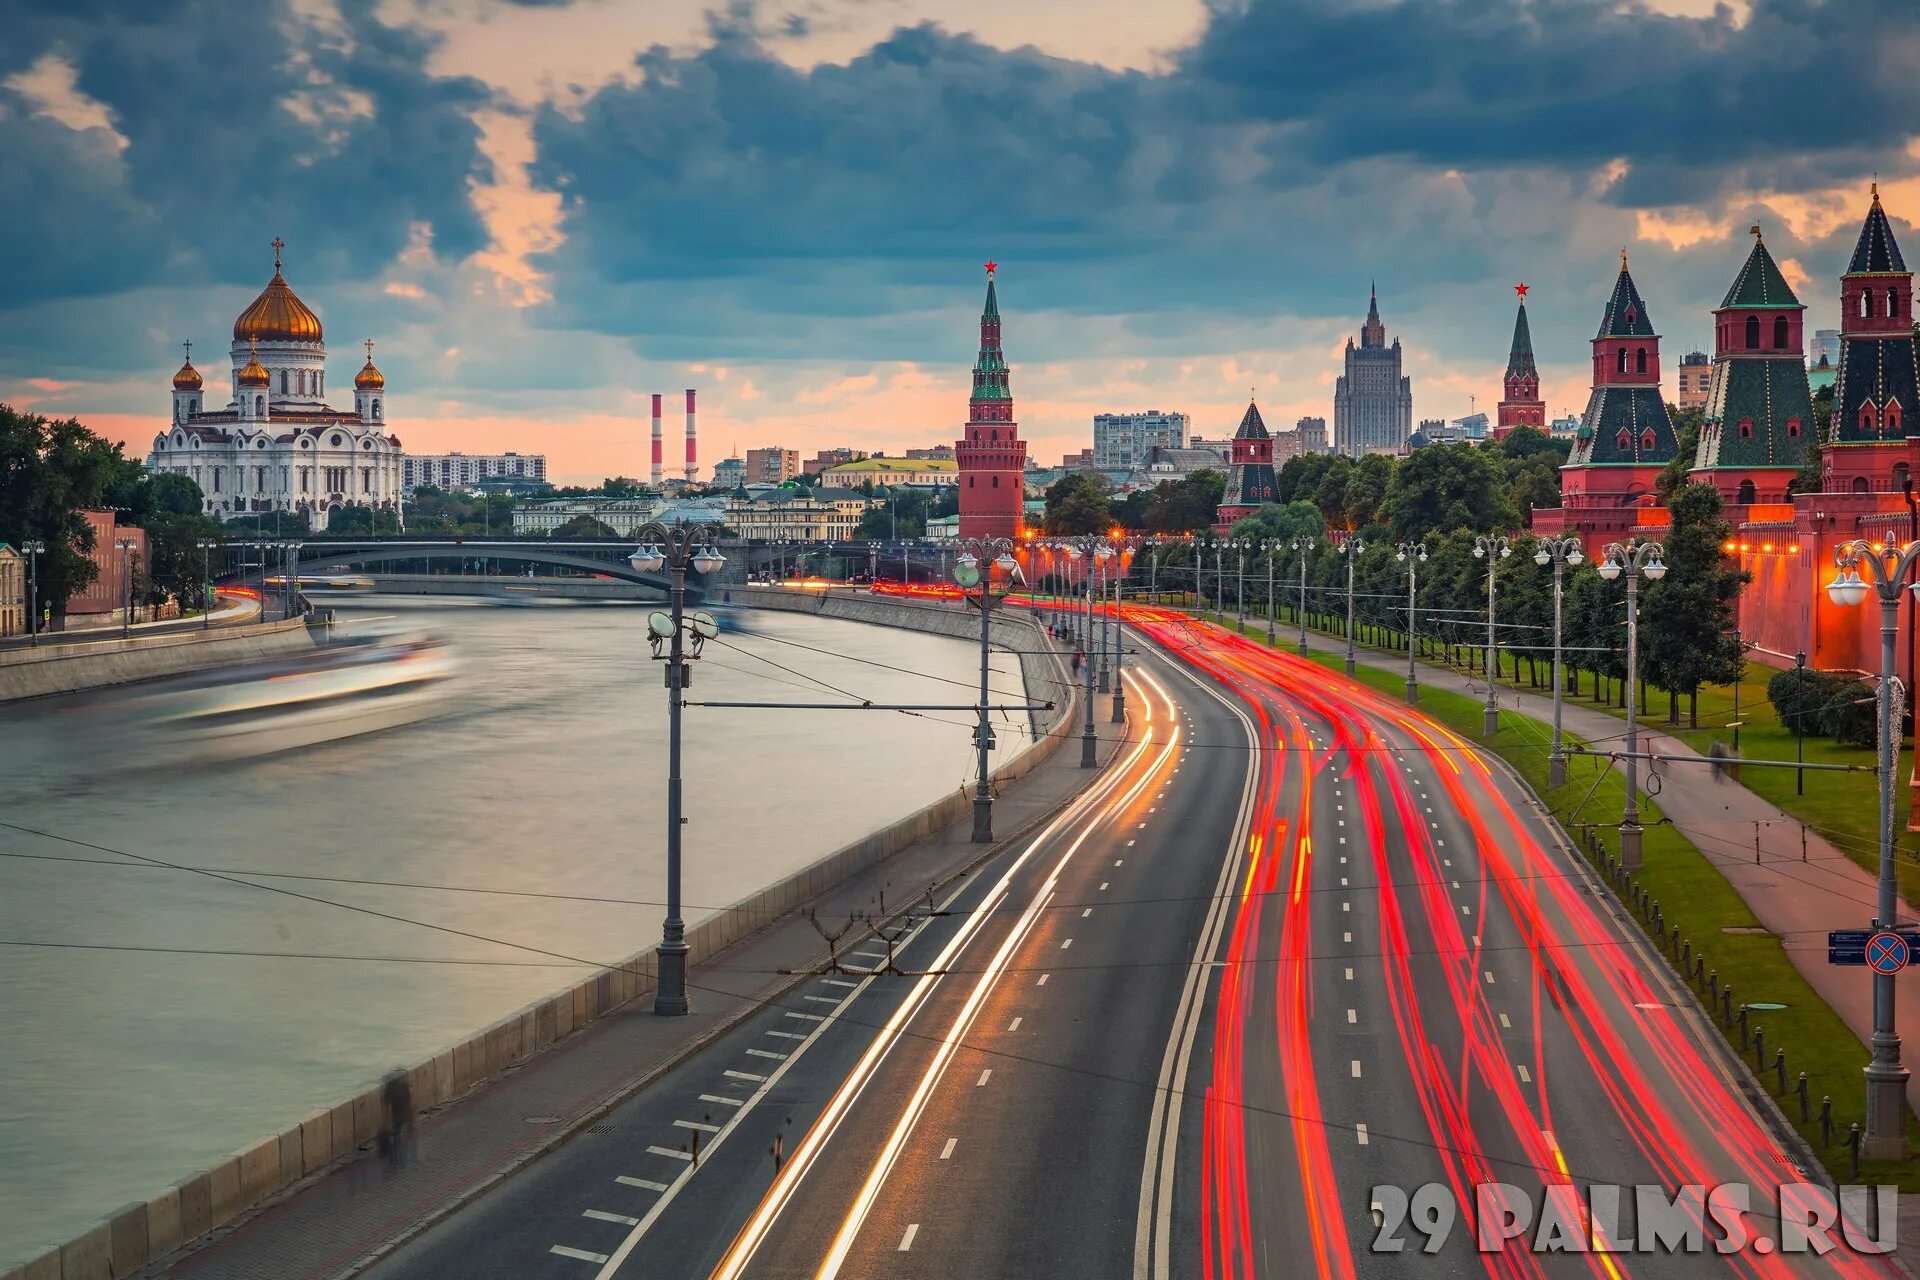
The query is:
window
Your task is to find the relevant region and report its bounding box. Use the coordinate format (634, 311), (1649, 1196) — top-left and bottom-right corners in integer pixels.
(1899, 463), (1913, 489)
(992, 475), (1000, 488)
(255, 395), (265, 415)
(279, 371), (288, 394)
(968, 476), (975, 487)
(1737, 479), (1756, 504)
(1636, 347), (1648, 374)
(1786, 417), (1802, 438)
(1738, 417), (1754, 438)
(1863, 404), (1879, 432)
(1891, 288), (1902, 319)
(1863, 290), (1876, 319)
(1890, 402), (1903, 433)
(212, 469), (221, 493)
(1617, 348), (1629, 375)
(1745, 315), (1761, 350)
(1642, 429), (1656, 451)
(372, 400), (382, 421)
(1773, 315), (1790, 349)
(1855, 476), (1872, 493)
(1616, 430), (1631, 450)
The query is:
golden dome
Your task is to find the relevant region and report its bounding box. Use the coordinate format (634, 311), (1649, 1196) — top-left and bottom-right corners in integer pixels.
(237, 339), (270, 387)
(173, 359), (203, 391)
(355, 338), (385, 390)
(233, 238), (323, 345)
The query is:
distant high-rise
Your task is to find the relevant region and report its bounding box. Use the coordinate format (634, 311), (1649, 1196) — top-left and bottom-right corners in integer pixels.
(1676, 349), (1712, 410)
(1333, 285), (1413, 456)
(744, 447), (799, 485)
(1093, 410), (1189, 469)
(1294, 416), (1329, 454)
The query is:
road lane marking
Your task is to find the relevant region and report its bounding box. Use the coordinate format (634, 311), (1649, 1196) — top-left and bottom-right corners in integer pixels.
(647, 1146), (692, 1161)
(1340, 877), (1348, 886)
(852, 950), (886, 960)
(802, 996), (839, 1005)
(1082, 908), (1093, 918)
(1346, 1009), (1357, 1024)
(1484, 971), (1495, 984)
(1341, 902), (1350, 913)
(766, 1030), (807, 1041)
(1037, 973), (1050, 986)
(1351, 1060), (1363, 1078)
(616, 1176), (668, 1192)
(899, 1224), (919, 1252)
(1461, 905), (1472, 915)
(745, 1048), (788, 1060)
(1451, 880), (1460, 889)
(784, 1011), (825, 1022)
(1344, 967), (1353, 981)
(941, 1138), (957, 1160)
(977, 1069), (993, 1086)
(1100, 882), (1109, 891)
(1343, 931), (1351, 942)
(821, 979), (859, 989)
(1356, 1124), (1370, 1146)
(1499, 1013), (1511, 1029)
(723, 1070), (767, 1083)
(1008, 1016), (1022, 1031)
(700, 1094), (742, 1107)
(553, 1246), (612, 1264)
(675, 1119), (721, 1133)
(1518, 1065), (1532, 1083)
(1061, 938), (1074, 949)
(585, 1210), (641, 1226)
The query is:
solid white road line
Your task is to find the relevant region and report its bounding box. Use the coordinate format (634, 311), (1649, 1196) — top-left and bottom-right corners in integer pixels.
(553, 1246), (611, 1264)
(700, 1094), (743, 1107)
(585, 1210), (641, 1226)
(899, 1224), (920, 1252)
(940, 1137), (958, 1160)
(647, 1146), (692, 1161)
(615, 1176), (668, 1192)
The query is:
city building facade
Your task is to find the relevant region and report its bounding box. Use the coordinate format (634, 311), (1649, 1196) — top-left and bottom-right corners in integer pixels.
(402, 451), (547, 491)
(67, 513), (147, 621)
(905, 445), (956, 461)
(745, 447), (800, 485)
(1676, 349), (1712, 410)
(0, 544), (22, 637)
(1333, 285), (1414, 456)
(819, 457), (960, 489)
(1494, 286), (1546, 440)
(724, 489), (875, 540)
(1294, 416), (1329, 454)
(1093, 410), (1189, 469)
(511, 498), (663, 537)
(954, 264), (1026, 538)
(711, 457), (747, 490)
(807, 448), (868, 473)
(146, 241), (402, 530)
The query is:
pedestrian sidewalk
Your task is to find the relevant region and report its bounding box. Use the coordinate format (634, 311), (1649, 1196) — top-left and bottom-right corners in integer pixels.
(1295, 625), (1920, 1120)
(141, 692), (1128, 1280)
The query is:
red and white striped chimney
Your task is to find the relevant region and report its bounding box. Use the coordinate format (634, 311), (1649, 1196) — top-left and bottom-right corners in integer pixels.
(650, 393), (664, 489)
(684, 388), (698, 483)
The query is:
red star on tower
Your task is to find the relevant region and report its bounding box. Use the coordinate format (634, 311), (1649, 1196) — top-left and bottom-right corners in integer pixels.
(1515, 282), (1529, 299)
(985, 260), (997, 275)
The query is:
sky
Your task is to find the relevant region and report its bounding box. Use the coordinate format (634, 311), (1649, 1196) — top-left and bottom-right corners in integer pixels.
(0, 0), (1914, 484)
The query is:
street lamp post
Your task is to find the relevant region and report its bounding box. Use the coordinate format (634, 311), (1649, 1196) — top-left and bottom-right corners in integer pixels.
(1110, 542), (1128, 724)
(953, 538), (1019, 842)
(1826, 539), (1920, 1159)
(284, 541), (304, 620)
(1264, 541), (1277, 647)
(1596, 540), (1668, 872)
(1095, 552), (1111, 694)
(195, 539), (217, 630)
(1340, 538), (1365, 677)
(1794, 649), (1808, 796)
(1291, 537), (1315, 656)
(1473, 534), (1513, 738)
(1534, 536), (1584, 787)
(117, 538), (136, 638)
(1395, 541), (1427, 703)
(629, 527), (728, 1017)
(1052, 537), (1109, 768)
(1235, 541), (1247, 630)
(21, 540), (44, 644)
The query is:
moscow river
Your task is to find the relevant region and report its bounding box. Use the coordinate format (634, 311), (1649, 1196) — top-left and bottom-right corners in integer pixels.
(0, 597), (1031, 1262)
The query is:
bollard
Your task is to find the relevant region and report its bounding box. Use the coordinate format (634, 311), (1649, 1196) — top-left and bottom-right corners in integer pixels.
(1820, 1096), (1834, 1146)
(1849, 1124), (1862, 1179)
(1797, 1072), (1810, 1123)
(1774, 1047), (1785, 1094)
(1681, 938), (1691, 967)
(1709, 970), (1719, 1001)
(1738, 1006), (1750, 1049)
(1754, 1026), (1765, 1070)
(1670, 925), (1681, 956)
(1722, 987), (1734, 1028)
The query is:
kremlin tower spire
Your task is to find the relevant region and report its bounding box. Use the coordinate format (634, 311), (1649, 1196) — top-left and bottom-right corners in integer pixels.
(1214, 394), (1278, 530)
(1493, 283), (1544, 440)
(955, 262), (1026, 539)
(1824, 183), (1919, 492)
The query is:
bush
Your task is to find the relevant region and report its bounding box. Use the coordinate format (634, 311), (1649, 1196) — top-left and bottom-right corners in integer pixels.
(1819, 682), (1878, 748)
(1767, 667), (1853, 733)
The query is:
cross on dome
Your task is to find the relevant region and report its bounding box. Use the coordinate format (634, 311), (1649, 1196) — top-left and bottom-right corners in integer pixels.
(272, 236), (284, 269)
(182, 339), (192, 360)
(365, 338), (375, 361)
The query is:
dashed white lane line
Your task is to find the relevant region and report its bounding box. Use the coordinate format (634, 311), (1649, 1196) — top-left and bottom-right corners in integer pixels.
(1451, 880), (1461, 889)
(1344, 967), (1354, 981)
(1117, 856), (1126, 863)
(940, 1138), (958, 1160)
(821, 979), (859, 989)
(1343, 931), (1352, 943)
(766, 1030), (807, 1041)
(1341, 902), (1350, 913)
(1346, 1009), (1357, 1024)
(1351, 1060), (1363, 1078)
(1499, 1013), (1511, 1029)
(1137, 822), (1147, 829)
(1461, 905), (1472, 916)
(745, 1048), (788, 1061)
(1100, 882), (1109, 891)
(1339, 855), (1346, 864)
(1517, 1065), (1532, 1083)
(1483, 971), (1495, 985)
(647, 1145), (693, 1161)
(851, 950), (886, 961)
(552, 1246), (612, 1264)
(700, 1094), (743, 1107)
(616, 1175), (669, 1192)
(1037, 973), (1050, 986)
(1008, 1016), (1023, 1032)
(723, 1070), (767, 1083)
(1061, 938), (1075, 950)
(584, 1210), (641, 1226)
(898, 1224), (920, 1252)
(1340, 877), (1348, 887)
(675, 1119), (721, 1133)
(1356, 1124), (1370, 1146)
(784, 1011), (825, 1023)
(1082, 908), (1094, 918)
(802, 996), (839, 1005)
(977, 1069), (993, 1087)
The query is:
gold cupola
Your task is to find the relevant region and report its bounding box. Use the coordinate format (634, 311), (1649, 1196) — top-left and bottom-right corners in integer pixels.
(172, 340), (203, 390)
(237, 338), (270, 387)
(233, 237), (324, 345)
(355, 338), (385, 390)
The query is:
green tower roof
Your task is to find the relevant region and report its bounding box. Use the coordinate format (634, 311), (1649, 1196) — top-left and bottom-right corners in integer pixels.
(1720, 232), (1803, 310)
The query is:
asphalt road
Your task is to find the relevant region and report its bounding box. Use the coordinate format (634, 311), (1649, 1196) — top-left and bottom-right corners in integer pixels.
(357, 613), (1902, 1280)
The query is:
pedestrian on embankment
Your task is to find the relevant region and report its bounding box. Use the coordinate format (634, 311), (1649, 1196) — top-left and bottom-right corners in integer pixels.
(379, 1067), (415, 1170)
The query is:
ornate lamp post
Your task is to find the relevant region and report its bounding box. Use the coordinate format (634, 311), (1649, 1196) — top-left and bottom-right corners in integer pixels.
(1052, 537), (1110, 768)
(1110, 538), (1131, 724)
(1533, 536), (1584, 786)
(953, 538), (1019, 842)
(195, 538), (218, 631)
(1473, 534), (1513, 738)
(1339, 537), (1365, 677)
(1395, 541), (1427, 703)
(117, 538), (137, 638)
(629, 526), (728, 1017)
(1233, 540), (1247, 629)
(1094, 550), (1111, 694)
(20, 539), (44, 644)
(1291, 537), (1315, 655)
(1595, 539), (1667, 872)
(1826, 537), (1920, 1159)
(283, 541), (304, 620)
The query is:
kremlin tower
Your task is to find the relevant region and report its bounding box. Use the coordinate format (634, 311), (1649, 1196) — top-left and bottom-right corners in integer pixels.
(1215, 397), (1278, 529)
(1688, 226), (1812, 507)
(955, 263), (1026, 539)
(1823, 184), (1919, 493)
(1493, 285), (1544, 440)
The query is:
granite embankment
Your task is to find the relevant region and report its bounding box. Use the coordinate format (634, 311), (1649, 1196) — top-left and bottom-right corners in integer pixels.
(0, 592), (1075, 1280)
(0, 619), (318, 704)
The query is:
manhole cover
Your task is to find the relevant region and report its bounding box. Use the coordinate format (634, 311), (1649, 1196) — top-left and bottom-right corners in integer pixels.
(522, 1116), (561, 1124)
(1744, 1002), (1788, 1011)
(586, 1124), (616, 1134)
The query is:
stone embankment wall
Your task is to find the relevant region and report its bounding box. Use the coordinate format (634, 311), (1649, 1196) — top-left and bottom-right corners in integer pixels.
(0, 619), (318, 704)
(0, 592), (1078, 1280)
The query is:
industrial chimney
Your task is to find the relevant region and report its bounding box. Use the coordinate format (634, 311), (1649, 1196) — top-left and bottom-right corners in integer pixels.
(684, 388), (698, 484)
(650, 393), (664, 489)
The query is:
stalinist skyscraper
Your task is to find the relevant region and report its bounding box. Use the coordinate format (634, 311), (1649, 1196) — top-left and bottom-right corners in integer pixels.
(1333, 285), (1413, 456)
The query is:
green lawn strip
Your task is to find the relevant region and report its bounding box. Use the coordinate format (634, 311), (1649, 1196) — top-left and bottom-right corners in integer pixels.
(1188, 608), (1920, 1184)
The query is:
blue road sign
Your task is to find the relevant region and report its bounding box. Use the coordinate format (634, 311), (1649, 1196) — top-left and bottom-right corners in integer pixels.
(1868, 932), (1911, 975)
(1830, 929), (1873, 965)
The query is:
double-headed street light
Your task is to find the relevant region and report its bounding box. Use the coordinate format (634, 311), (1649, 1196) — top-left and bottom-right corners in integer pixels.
(953, 538), (1020, 842)
(20, 539), (45, 644)
(1053, 536), (1111, 768)
(1339, 538), (1366, 677)
(195, 538), (218, 630)
(1826, 537), (1920, 1159)
(1395, 541), (1428, 703)
(1473, 534), (1513, 738)
(629, 526), (728, 1017)
(1595, 540), (1667, 872)
(1290, 537), (1315, 656)
(116, 538), (137, 638)
(1533, 536), (1584, 787)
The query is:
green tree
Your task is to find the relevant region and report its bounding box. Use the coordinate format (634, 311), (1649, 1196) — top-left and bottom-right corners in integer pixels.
(1495, 425), (1568, 463)
(1341, 454), (1393, 530)
(1657, 404), (1706, 500)
(1142, 469), (1226, 533)
(1043, 472), (1113, 535)
(1230, 500), (1326, 545)
(600, 475), (646, 498)
(1381, 443), (1517, 540)
(1640, 482), (1748, 725)
(1274, 453), (1344, 506)
(550, 514), (618, 538)
(0, 404), (132, 624)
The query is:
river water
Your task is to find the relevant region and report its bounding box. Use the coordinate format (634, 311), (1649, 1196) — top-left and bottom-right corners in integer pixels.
(0, 598), (1030, 1262)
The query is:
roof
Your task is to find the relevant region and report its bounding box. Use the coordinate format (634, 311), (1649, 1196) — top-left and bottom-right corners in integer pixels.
(821, 456), (958, 473)
(1504, 299), (1537, 380)
(1694, 356), (1814, 470)
(1831, 331), (1920, 444)
(1848, 188), (1908, 275)
(1221, 461), (1277, 509)
(1595, 256), (1657, 339)
(1568, 385), (1677, 466)
(1720, 235), (1803, 310)
(1232, 400), (1270, 440)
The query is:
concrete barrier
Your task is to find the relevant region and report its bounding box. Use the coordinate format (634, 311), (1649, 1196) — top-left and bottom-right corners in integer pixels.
(12, 592), (1080, 1278)
(0, 618), (317, 703)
